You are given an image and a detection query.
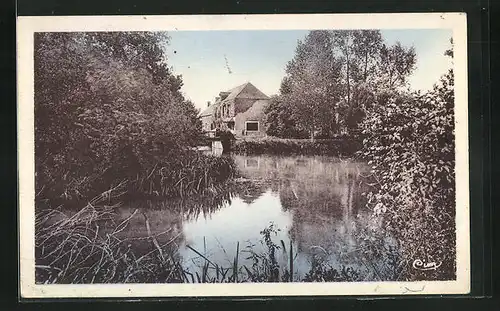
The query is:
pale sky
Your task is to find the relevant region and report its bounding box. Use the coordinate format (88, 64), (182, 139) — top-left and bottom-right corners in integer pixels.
(164, 29), (453, 111)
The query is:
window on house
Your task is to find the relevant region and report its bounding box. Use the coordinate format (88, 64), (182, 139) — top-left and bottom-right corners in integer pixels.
(246, 121), (259, 131)
(245, 158), (259, 168)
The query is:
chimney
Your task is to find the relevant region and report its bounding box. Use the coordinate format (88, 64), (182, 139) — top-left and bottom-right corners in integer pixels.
(207, 101), (211, 107)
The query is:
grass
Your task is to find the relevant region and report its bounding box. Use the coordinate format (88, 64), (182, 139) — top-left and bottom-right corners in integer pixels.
(35, 192), (185, 284)
(36, 149), (238, 211)
(35, 193), (365, 284)
(232, 136), (363, 157)
(130, 152), (237, 198)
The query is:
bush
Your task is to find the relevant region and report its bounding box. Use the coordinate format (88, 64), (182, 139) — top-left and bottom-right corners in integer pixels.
(233, 136), (363, 157)
(358, 70), (455, 281)
(33, 32), (231, 207)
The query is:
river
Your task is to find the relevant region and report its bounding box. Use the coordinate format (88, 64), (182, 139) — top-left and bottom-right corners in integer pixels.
(114, 154), (399, 282)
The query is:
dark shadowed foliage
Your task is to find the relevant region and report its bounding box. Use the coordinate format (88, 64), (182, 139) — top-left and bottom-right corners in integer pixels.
(359, 69), (455, 281)
(34, 32), (233, 208)
(233, 136), (363, 157)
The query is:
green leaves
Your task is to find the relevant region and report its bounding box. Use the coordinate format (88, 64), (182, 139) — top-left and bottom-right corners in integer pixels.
(359, 69), (456, 280)
(35, 32), (202, 201)
(265, 30), (417, 138)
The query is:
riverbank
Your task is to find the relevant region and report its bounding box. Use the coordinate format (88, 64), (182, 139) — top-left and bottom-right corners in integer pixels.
(35, 153), (390, 284)
(232, 136), (363, 157)
(36, 149), (238, 211)
(35, 200), (366, 284)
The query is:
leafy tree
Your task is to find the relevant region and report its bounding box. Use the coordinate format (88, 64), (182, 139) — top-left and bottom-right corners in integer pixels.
(34, 32), (202, 201)
(374, 42), (416, 90)
(352, 30), (384, 83)
(263, 95), (308, 139)
(265, 30), (416, 138)
(359, 49), (455, 282)
(444, 37), (454, 58)
(331, 30), (357, 112)
(331, 30), (416, 133)
(266, 30), (342, 140)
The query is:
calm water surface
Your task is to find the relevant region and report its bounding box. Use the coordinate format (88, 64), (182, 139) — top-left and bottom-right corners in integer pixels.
(115, 154), (397, 281)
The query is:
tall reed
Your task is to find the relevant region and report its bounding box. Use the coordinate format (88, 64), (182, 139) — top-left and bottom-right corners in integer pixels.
(36, 199), (365, 284)
(131, 152), (237, 198)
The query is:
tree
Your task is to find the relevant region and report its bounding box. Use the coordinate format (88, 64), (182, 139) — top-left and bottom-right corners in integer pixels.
(331, 30), (356, 113)
(263, 95), (308, 139)
(330, 30), (416, 134)
(269, 30), (342, 140)
(375, 42), (416, 90)
(358, 46), (455, 280)
(34, 32), (202, 201)
(352, 30), (384, 83)
(444, 37), (454, 58)
(265, 30), (417, 138)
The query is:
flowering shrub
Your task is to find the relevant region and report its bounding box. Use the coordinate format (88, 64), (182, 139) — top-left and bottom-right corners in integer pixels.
(359, 70), (456, 280)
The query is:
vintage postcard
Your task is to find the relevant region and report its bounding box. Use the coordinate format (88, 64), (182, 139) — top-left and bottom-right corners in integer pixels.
(17, 13), (470, 298)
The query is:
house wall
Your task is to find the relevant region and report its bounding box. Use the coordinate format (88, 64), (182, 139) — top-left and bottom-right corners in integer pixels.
(201, 83), (270, 138)
(234, 99), (269, 137)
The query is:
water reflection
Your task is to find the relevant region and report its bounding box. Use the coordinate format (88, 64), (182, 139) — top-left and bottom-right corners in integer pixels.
(116, 154), (398, 281)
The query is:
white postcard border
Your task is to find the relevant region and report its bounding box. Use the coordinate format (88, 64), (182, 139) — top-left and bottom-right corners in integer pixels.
(17, 12), (470, 298)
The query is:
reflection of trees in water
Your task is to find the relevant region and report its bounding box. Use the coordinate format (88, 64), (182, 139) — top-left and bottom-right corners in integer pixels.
(238, 181), (269, 204)
(116, 179), (269, 269)
(233, 154), (397, 279)
(279, 174), (398, 280)
(280, 177), (361, 253)
(234, 154), (371, 256)
(134, 177), (271, 223)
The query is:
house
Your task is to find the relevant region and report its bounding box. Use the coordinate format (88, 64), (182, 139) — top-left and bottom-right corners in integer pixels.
(199, 82), (270, 138)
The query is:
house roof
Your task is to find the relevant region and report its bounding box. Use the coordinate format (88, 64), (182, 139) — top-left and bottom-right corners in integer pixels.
(200, 104), (215, 117)
(199, 82), (269, 117)
(225, 82), (269, 101)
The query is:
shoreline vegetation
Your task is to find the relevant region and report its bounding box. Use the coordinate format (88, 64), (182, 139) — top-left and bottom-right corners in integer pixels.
(232, 135), (363, 157)
(34, 31), (456, 284)
(35, 193), (379, 284)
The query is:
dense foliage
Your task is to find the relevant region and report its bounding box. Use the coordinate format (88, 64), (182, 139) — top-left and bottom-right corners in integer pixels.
(233, 136), (362, 157)
(264, 30), (416, 139)
(359, 69), (456, 280)
(264, 31), (456, 280)
(34, 32), (229, 205)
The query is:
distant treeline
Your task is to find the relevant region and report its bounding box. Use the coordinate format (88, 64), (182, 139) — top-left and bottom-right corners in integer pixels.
(262, 30), (417, 139)
(233, 136), (363, 157)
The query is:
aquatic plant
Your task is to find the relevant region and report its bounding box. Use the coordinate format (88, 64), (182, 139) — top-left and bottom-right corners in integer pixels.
(35, 193), (185, 284)
(36, 202), (368, 284)
(130, 152), (237, 198)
